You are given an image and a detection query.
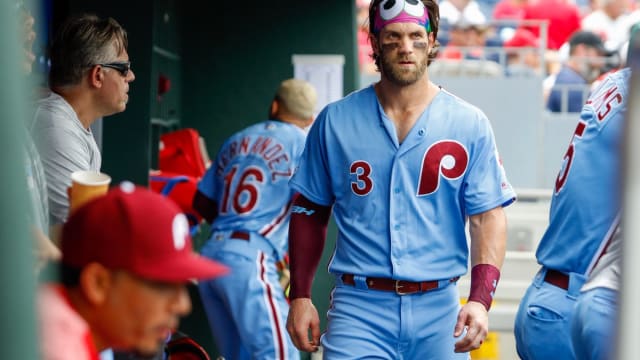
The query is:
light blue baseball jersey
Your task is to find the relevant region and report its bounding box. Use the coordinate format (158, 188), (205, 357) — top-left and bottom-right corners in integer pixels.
(197, 120), (307, 257)
(571, 229), (620, 360)
(535, 68), (628, 275)
(290, 85), (516, 281)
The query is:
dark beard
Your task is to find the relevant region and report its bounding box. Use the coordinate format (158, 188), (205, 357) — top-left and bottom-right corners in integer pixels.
(379, 49), (428, 86)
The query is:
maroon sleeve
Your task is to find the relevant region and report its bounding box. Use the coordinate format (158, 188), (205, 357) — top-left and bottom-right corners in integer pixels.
(288, 195), (332, 299)
(192, 190), (218, 224)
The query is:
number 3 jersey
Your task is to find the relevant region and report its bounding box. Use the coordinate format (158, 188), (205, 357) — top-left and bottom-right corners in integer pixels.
(197, 120), (308, 257)
(290, 85), (516, 281)
(536, 68), (629, 275)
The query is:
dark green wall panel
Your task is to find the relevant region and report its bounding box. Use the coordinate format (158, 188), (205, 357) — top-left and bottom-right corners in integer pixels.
(149, 0), (183, 169)
(181, 1), (358, 157)
(180, 4), (357, 353)
(179, 3), (357, 357)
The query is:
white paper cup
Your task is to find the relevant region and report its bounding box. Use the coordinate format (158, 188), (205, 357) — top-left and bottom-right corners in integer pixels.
(69, 171), (111, 213)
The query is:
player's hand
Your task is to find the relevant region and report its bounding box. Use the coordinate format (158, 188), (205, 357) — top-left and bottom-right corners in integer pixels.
(453, 300), (489, 353)
(286, 297), (320, 353)
(32, 227), (61, 274)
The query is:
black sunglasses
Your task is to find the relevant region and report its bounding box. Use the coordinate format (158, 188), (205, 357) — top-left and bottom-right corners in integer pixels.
(96, 61), (131, 76)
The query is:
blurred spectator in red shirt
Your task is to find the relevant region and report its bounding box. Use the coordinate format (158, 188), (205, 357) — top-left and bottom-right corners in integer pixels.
(521, 0), (582, 49)
(493, 0), (528, 21)
(492, 0), (529, 44)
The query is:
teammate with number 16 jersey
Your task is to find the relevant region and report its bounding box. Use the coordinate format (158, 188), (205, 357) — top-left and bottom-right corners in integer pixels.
(193, 79), (317, 360)
(198, 120), (305, 256)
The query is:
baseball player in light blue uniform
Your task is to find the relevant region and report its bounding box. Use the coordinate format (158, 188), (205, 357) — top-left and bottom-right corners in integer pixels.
(514, 68), (628, 360)
(569, 68), (629, 360)
(193, 79), (317, 360)
(285, 1), (516, 359)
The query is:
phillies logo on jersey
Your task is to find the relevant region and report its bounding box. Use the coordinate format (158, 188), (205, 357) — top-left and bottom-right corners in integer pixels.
(349, 140), (469, 197)
(417, 140), (468, 196)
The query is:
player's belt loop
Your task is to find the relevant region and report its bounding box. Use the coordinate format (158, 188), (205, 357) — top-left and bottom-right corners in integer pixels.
(227, 230), (281, 260)
(353, 275), (368, 289)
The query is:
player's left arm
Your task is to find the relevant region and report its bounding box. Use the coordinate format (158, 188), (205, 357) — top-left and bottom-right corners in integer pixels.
(192, 190), (218, 224)
(454, 205), (507, 353)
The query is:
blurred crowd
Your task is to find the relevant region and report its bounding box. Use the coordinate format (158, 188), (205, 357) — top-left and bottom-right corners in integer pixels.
(356, 0), (639, 112)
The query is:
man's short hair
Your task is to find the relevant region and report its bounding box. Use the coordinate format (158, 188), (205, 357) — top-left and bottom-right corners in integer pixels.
(48, 14), (128, 87)
(275, 79), (318, 120)
(569, 30), (607, 55)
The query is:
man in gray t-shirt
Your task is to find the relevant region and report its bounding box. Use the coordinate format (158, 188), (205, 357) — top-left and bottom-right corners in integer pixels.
(31, 14), (135, 227)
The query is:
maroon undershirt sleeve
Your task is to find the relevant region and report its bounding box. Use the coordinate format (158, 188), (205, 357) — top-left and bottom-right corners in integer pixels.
(192, 190), (218, 224)
(288, 194), (332, 299)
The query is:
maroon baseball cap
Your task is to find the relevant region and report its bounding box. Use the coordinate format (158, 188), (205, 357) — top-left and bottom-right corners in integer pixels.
(61, 182), (228, 282)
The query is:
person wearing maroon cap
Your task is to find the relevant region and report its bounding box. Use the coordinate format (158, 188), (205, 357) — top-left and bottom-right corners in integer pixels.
(37, 182), (228, 360)
(520, 0), (581, 50)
